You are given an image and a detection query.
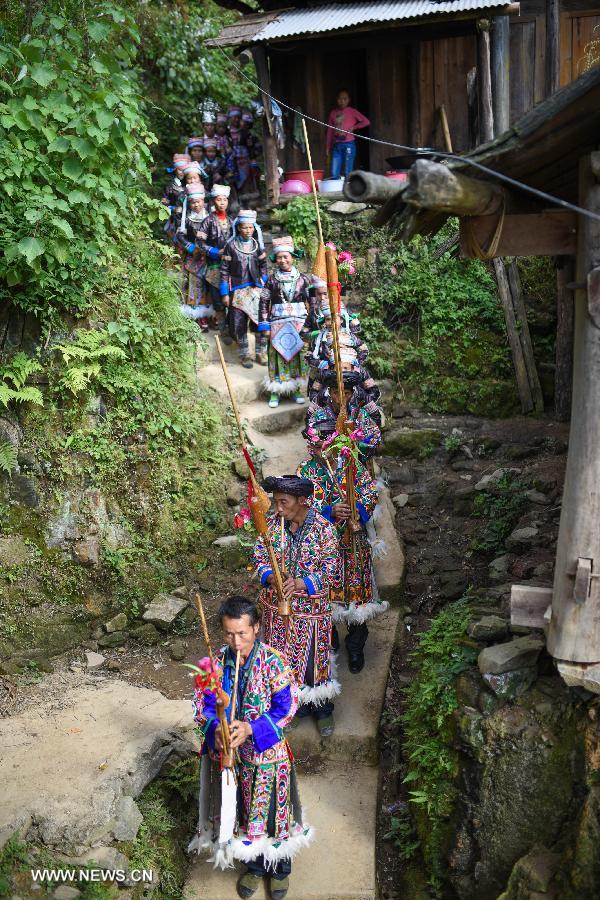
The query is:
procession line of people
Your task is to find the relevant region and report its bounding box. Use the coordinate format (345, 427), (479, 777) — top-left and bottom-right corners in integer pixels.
(185, 200), (392, 897)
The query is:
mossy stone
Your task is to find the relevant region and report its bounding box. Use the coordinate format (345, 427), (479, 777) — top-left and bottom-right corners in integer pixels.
(382, 429), (442, 460)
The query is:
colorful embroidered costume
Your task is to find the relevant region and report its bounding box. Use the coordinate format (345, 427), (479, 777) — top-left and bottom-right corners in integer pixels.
(220, 210), (268, 364)
(306, 401), (381, 460)
(198, 200), (233, 333)
(297, 455), (388, 625)
(190, 641), (313, 869)
(259, 240), (312, 398)
(252, 508), (342, 706)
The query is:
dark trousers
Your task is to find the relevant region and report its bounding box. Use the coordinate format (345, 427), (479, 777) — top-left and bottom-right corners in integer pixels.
(345, 622), (369, 655)
(247, 855), (291, 880)
(295, 700), (334, 720)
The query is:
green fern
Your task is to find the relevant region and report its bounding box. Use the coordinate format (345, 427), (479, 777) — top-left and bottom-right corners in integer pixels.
(0, 440), (18, 474)
(54, 329), (126, 394)
(0, 353), (43, 408)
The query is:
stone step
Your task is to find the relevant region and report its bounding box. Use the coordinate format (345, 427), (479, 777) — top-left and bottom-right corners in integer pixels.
(184, 761), (378, 899)
(242, 399), (307, 436)
(287, 609), (400, 766)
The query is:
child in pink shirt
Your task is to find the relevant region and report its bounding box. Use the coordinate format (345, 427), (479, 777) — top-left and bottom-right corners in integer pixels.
(326, 90), (370, 179)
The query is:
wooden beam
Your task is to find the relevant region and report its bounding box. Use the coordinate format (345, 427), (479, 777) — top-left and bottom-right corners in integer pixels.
(251, 46), (280, 208)
(492, 257), (536, 413)
(477, 19), (494, 143)
(547, 153), (600, 665)
(459, 210), (578, 257)
(546, 0), (560, 97)
(491, 15), (510, 136)
(344, 171), (407, 204)
(511, 584), (553, 629)
(555, 256), (575, 421)
(403, 159), (504, 215)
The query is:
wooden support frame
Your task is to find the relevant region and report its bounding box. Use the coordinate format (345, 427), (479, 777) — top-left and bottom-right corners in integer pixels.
(477, 19), (494, 143)
(547, 153), (600, 665)
(459, 210), (578, 258)
(251, 46), (280, 208)
(490, 15), (510, 137)
(492, 257), (544, 414)
(511, 584), (553, 629)
(546, 0), (560, 97)
(403, 160), (504, 216)
(554, 255), (575, 421)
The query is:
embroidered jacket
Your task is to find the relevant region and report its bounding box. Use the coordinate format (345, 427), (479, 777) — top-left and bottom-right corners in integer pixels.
(252, 508), (342, 597)
(198, 213), (234, 259)
(220, 237), (267, 297)
(162, 177), (185, 209)
(259, 272), (312, 324)
(296, 455), (378, 532)
(193, 641), (297, 763)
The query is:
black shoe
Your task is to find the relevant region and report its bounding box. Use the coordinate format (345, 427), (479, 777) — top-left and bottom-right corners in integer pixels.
(331, 625), (339, 652)
(221, 333), (233, 345)
(348, 651), (365, 674)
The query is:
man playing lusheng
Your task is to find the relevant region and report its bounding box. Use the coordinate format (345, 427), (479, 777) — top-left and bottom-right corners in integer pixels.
(297, 418), (388, 674)
(252, 475), (342, 737)
(190, 595), (313, 900)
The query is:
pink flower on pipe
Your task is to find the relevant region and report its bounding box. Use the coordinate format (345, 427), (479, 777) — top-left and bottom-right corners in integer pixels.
(326, 241), (337, 251)
(338, 250), (354, 262)
(349, 427), (365, 442)
(307, 426), (319, 443)
(340, 446), (351, 458)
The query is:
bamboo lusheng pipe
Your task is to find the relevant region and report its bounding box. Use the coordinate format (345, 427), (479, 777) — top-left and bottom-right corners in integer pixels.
(192, 591), (233, 765)
(301, 117), (324, 246)
(222, 649), (241, 769)
(325, 247), (346, 434)
(214, 336), (289, 618)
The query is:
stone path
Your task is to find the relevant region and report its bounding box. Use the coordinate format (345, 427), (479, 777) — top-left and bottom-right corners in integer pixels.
(185, 333), (405, 898)
(0, 330), (404, 900)
(0, 673), (191, 852)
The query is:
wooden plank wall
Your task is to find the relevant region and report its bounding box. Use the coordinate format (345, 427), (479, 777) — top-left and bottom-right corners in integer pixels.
(366, 45), (409, 173)
(419, 35), (477, 151)
(560, 7), (600, 83)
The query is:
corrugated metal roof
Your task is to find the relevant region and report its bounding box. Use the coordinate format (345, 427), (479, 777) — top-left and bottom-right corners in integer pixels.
(207, 1), (517, 47)
(258, 1), (510, 41)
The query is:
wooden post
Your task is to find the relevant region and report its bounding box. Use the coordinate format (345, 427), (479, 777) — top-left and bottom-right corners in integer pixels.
(408, 42), (421, 149)
(477, 20), (494, 143)
(506, 259), (545, 412)
(466, 66), (479, 150)
(492, 258), (535, 412)
(554, 256), (575, 421)
(251, 46), (280, 208)
(547, 153), (600, 664)
(491, 15), (510, 135)
(546, 0), (561, 97)
(402, 159), (504, 215)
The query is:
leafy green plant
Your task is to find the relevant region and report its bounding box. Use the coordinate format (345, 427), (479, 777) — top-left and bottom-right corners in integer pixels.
(54, 329), (126, 394)
(0, 353), (43, 407)
(274, 196), (331, 256)
(400, 598), (477, 893)
(472, 473), (528, 551)
(0, 440), (17, 474)
(383, 811), (420, 862)
(0, 3), (163, 325)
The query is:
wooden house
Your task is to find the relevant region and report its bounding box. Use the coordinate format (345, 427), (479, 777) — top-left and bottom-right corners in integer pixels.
(209, 0), (600, 200)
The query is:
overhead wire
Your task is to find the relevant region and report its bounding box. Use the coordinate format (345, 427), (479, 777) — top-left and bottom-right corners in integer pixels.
(217, 45), (600, 224)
